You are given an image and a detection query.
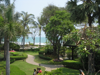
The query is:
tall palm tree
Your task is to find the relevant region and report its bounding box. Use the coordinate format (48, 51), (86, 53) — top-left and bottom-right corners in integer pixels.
(21, 11), (35, 49)
(0, 2), (23, 75)
(37, 17), (42, 48)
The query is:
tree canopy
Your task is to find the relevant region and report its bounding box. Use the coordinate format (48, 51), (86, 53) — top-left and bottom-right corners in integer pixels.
(45, 10), (74, 59)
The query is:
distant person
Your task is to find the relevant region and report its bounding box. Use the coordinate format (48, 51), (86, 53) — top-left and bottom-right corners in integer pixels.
(33, 69), (37, 75)
(38, 68), (42, 73)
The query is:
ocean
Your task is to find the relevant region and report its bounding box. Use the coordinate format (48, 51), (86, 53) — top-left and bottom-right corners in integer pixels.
(17, 37), (47, 45)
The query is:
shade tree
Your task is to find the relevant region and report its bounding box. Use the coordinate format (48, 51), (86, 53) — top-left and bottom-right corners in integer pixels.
(45, 10), (74, 59)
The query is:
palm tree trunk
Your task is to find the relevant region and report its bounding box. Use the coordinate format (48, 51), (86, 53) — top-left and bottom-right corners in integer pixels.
(22, 36), (25, 49)
(4, 36), (7, 60)
(33, 36), (35, 45)
(39, 30), (41, 48)
(6, 39), (10, 75)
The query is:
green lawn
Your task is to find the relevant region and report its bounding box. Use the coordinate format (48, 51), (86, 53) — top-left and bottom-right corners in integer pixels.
(10, 60), (45, 75)
(23, 51), (39, 55)
(24, 51), (51, 64)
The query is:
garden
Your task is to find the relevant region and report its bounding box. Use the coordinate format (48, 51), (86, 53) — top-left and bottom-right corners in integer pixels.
(1, 0), (100, 75)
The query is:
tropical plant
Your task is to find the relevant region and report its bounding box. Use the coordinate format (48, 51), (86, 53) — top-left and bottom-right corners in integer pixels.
(20, 11), (35, 49)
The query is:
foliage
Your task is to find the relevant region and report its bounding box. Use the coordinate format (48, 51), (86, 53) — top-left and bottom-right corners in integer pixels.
(39, 54), (52, 60)
(45, 10), (74, 58)
(39, 51), (45, 55)
(16, 48), (40, 51)
(9, 43), (20, 50)
(10, 58), (15, 64)
(10, 65), (26, 75)
(66, 0), (100, 27)
(80, 50), (100, 71)
(0, 61), (6, 75)
(49, 59), (62, 65)
(44, 67), (80, 75)
(63, 26), (100, 73)
(62, 60), (82, 69)
(10, 52), (27, 60)
(37, 4), (59, 27)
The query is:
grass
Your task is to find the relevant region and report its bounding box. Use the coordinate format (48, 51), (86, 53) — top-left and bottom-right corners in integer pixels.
(24, 51), (63, 64)
(10, 65), (26, 75)
(10, 60), (45, 75)
(23, 51), (39, 55)
(50, 67), (80, 75)
(24, 51), (51, 64)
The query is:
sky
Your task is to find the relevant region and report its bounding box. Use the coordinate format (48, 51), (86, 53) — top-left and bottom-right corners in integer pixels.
(10, 0), (68, 37)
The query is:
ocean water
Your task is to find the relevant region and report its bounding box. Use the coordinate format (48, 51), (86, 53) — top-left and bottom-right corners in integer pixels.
(17, 37), (47, 45)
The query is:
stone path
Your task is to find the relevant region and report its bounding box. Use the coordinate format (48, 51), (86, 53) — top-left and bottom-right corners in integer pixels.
(26, 54), (64, 71)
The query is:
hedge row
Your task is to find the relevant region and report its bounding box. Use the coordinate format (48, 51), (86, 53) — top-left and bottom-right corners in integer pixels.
(39, 54), (52, 60)
(62, 60), (82, 69)
(15, 48), (40, 51)
(10, 53), (28, 60)
(39, 51), (45, 55)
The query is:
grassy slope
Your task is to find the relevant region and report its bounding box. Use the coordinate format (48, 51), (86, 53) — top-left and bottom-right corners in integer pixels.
(10, 60), (45, 75)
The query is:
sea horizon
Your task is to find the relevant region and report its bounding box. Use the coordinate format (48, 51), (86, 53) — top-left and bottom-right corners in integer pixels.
(17, 37), (47, 45)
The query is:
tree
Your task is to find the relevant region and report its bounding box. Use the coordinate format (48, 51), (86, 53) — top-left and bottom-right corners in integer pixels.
(66, 0), (100, 27)
(0, 2), (23, 75)
(45, 10), (74, 59)
(63, 25), (100, 75)
(38, 4), (59, 30)
(37, 17), (43, 48)
(66, 0), (100, 74)
(21, 11), (35, 49)
(31, 21), (38, 45)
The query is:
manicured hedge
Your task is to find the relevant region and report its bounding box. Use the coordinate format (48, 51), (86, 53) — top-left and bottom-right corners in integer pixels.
(39, 54), (52, 60)
(10, 53), (28, 60)
(16, 48), (40, 51)
(39, 51), (45, 55)
(62, 60), (82, 69)
(10, 59), (15, 64)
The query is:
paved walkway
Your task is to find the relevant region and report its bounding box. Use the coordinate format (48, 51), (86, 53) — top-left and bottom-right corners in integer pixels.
(26, 54), (64, 71)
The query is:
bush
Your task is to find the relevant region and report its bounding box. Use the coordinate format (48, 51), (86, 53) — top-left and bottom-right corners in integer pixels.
(39, 54), (52, 60)
(49, 59), (62, 65)
(62, 60), (82, 69)
(10, 52), (18, 56)
(10, 59), (15, 64)
(10, 43), (20, 50)
(10, 53), (28, 60)
(10, 65), (26, 75)
(39, 51), (45, 55)
(0, 61), (6, 75)
(17, 48), (40, 51)
(45, 49), (53, 55)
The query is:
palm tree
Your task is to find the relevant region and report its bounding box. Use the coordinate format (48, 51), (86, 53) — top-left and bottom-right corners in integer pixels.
(66, 0), (99, 27)
(37, 17), (42, 48)
(0, 3), (23, 75)
(31, 21), (38, 45)
(38, 24), (41, 48)
(20, 11), (35, 49)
